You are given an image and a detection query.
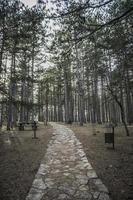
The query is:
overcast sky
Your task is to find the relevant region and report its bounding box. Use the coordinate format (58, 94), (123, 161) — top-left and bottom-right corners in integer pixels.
(21, 0), (37, 7)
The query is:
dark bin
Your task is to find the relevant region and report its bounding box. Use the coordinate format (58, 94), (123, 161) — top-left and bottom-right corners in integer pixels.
(32, 121), (37, 130)
(104, 123), (115, 149)
(19, 123), (24, 131)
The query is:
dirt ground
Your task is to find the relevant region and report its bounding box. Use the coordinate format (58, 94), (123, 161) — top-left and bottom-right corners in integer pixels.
(0, 123), (133, 200)
(0, 123), (53, 200)
(67, 123), (133, 200)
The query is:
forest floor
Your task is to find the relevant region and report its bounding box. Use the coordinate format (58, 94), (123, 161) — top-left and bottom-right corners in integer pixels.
(0, 122), (133, 200)
(66, 123), (133, 200)
(0, 123), (53, 200)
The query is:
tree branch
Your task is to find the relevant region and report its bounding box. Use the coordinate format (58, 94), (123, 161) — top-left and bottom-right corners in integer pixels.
(75, 7), (133, 42)
(45, 0), (114, 19)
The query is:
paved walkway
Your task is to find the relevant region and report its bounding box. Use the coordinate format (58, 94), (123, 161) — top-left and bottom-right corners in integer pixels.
(26, 123), (110, 200)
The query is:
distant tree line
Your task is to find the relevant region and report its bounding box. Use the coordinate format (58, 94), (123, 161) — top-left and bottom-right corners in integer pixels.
(39, 0), (133, 136)
(0, 0), (45, 130)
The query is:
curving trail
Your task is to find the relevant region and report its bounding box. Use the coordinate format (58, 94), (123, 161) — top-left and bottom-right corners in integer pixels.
(26, 122), (110, 200)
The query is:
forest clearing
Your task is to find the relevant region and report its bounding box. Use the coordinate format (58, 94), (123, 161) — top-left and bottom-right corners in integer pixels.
(0, 0), (133, 200)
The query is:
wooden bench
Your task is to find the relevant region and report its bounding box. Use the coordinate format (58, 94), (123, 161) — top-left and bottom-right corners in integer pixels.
(18, 122), (38, 131)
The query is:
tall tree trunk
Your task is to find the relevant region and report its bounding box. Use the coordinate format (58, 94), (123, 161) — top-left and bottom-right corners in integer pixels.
(74, 40), (84, 126)
(63, 62), (72, 124)
(108, 87), (130, 136)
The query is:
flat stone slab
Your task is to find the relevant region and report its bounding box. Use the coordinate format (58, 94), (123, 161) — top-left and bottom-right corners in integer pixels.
(26, 123), (110, 200)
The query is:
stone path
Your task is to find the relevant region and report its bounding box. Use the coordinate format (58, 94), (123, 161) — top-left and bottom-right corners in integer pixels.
(26, 123), (110, 200)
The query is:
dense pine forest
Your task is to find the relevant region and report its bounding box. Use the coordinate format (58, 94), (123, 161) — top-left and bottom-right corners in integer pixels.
(0, 0), (133, 135)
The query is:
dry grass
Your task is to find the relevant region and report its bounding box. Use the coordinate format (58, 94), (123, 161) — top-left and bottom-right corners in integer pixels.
(67, 123), (133, 200)
(0, 122), (133, 200)
(0, 123), (53, 200)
